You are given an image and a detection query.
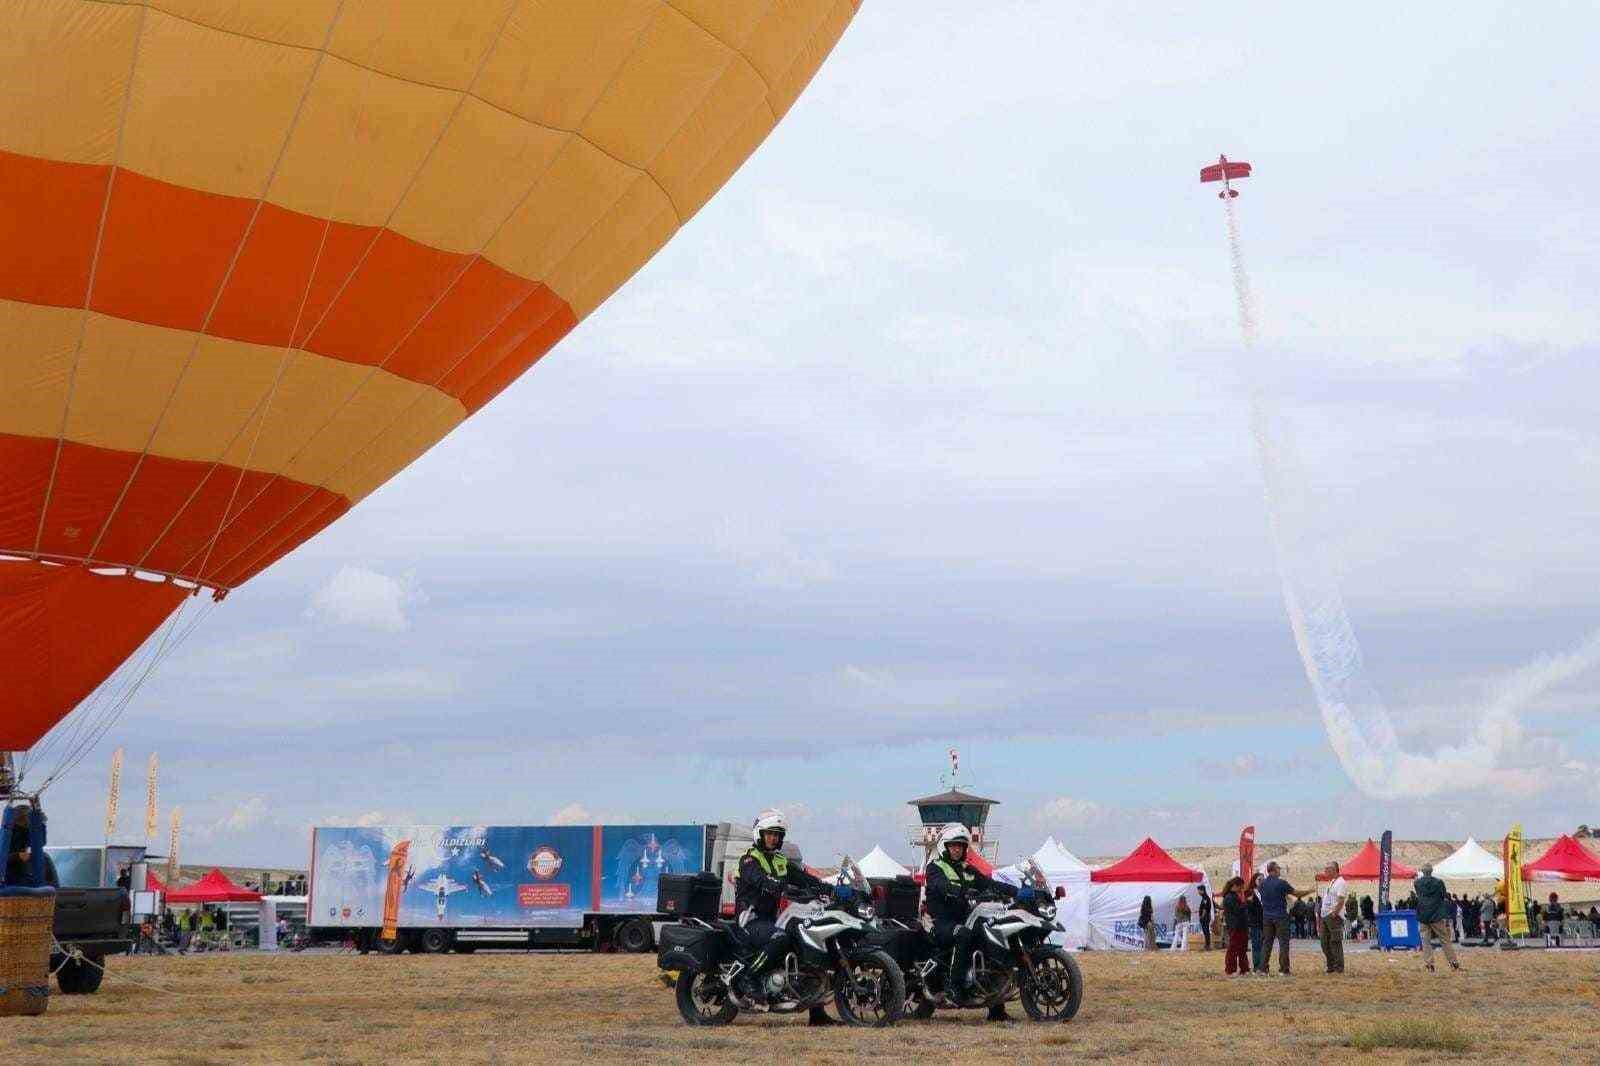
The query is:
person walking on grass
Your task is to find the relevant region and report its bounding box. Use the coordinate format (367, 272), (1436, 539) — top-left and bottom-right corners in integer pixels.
(1215, 877), (1251, 976)
(1413, 864), (1461, 972)
(1172, 893), (1192, 952)
(1257, 861), (1305, 976)
(1318, 862), (1347, 973)
(1197, 887), (1213, 951)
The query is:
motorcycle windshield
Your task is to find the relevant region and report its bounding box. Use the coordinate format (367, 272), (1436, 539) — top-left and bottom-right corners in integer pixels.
(1017, 858), (1049, 892)
(838, 857), (869, 894)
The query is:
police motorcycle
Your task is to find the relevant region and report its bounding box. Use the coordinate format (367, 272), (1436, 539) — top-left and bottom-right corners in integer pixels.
(659, 857), (906, 1027)
(873, 858), (1084, 1022)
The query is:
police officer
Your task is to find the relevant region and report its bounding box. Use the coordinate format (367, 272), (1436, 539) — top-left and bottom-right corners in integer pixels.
(735, 809), (834, 1025)
(924, 823), (1017, 1021)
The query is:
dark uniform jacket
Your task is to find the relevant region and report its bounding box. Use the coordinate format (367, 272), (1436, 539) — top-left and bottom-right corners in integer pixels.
(923, 856), (1017, 925)
(1413, 875), (1451, 924)
(735, 847), (825, 922)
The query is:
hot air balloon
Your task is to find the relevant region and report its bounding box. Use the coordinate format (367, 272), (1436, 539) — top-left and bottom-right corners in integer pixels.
(0, 1), (860, 764)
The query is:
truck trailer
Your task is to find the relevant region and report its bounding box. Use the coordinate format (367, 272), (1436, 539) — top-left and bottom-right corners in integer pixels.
(308, 821), (747, 953)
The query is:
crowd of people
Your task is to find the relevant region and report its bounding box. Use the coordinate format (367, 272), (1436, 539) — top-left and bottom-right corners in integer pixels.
(1148, 861), (1600, 976)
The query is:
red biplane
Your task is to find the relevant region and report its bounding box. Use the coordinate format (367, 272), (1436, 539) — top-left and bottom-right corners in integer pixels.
(1199, 154), (1251, 198)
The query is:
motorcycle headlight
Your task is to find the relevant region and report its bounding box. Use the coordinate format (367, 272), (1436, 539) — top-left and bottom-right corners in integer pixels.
(858, 903), (875, 920)
(1037, 902), (1056, 920)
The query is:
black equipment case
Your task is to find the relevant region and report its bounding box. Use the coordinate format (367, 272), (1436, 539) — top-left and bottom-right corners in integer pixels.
(656, 872), (722, 920)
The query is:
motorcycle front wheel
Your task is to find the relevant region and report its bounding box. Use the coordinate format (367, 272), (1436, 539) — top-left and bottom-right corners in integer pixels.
(833, 950), (906, 1027)
(1018, 947), (1083, 1022)
(675, 969), (739, 1026)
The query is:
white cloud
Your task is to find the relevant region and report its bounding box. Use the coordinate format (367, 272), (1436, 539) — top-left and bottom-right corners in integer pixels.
(713, 515), (836, 590)
(317, 810), (413, 829)
(544, 800), (630, 825)
(760, 198), (958, 276)
(305, 566), (424, 633)
(331, 667), (458, 701)
(192, 796), (271, 842)
(1031, 797), (1112, 830)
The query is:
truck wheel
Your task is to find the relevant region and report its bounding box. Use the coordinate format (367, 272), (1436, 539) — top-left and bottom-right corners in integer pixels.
(374, 931), (407, 955)
(418, 928), (452, 954)
(615, 919), (653, 953)
(56, 955), (105, 995)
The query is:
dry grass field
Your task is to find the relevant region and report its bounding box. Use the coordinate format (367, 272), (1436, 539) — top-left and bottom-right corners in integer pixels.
(3, 945), (1596, 1064)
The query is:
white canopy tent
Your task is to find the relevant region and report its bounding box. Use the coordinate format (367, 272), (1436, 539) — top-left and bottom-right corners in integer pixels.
(1432, 838), (1501, 880)
(857, 845), (911, 880)
(994, 836), (1092, 950)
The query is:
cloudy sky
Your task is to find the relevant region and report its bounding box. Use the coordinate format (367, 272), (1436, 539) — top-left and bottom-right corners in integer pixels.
(38, 1), (1600, 868)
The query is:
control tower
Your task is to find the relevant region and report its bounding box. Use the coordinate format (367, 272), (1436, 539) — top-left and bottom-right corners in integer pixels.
(906, 749), (999, 864)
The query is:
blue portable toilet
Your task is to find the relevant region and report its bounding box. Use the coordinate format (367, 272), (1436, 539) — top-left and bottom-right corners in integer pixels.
(1377, 909), (1420, 950)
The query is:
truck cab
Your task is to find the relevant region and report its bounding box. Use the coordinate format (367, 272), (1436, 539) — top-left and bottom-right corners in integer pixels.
(41, 848), (135, 994)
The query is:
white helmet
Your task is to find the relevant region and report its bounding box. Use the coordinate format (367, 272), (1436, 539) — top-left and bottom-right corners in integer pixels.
(753, 809), (788, 839)
(936, 823), (972, 854)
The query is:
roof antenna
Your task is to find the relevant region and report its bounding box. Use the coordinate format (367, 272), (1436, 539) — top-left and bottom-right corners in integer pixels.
(941, 747), (962, 791)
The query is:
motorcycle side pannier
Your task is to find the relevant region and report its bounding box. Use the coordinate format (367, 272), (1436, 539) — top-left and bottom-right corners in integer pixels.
(657, 923), (719, 971)
(657, 872), (722, 920)
(882, 875), (922, 922)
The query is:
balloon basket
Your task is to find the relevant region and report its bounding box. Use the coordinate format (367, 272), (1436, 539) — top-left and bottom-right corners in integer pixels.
(0, 887), (56, 1016)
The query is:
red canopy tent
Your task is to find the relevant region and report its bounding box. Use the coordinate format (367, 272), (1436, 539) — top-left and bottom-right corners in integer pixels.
(1091, 838), (1204, 883)
(1315, 839), (1416, 881)
(164, 869), (262, 903)
(1522, 836), (1600, 882)
(145, 870), (166, 892)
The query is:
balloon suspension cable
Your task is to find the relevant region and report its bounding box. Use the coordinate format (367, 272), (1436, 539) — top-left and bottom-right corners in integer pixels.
(19, 592), (216, 795)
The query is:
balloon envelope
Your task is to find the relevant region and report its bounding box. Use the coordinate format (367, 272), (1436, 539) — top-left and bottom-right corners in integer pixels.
(0, 0), (859, 748)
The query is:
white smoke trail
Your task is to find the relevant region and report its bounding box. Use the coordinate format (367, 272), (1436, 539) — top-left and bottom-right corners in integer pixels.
(1223, 196), (1600, 799)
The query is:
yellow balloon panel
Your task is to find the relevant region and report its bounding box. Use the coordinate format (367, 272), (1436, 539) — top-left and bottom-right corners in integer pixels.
(0, 0), (858, 590)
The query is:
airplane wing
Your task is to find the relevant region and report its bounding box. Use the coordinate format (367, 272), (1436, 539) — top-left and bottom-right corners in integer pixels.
(1200, 159), (1252, 183)
(614, 840), (645, 893)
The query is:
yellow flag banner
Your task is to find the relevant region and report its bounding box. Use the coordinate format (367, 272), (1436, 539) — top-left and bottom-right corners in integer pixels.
(1503, 825), (1528, 937)
(104, 747), (124, 843)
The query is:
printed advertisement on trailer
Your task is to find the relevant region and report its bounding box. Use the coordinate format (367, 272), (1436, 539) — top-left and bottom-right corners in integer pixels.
(310, 824), (705, 928)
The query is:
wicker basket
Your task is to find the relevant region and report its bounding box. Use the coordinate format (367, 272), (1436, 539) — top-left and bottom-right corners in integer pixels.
(0, 887), (56, 1016)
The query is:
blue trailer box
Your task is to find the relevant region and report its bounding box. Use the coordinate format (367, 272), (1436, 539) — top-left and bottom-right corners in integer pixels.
(1377, 909), (1420, 949)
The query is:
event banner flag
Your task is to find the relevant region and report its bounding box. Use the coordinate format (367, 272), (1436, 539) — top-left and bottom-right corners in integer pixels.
(1378, 830), (1393, 911)
(1238, 825), (1255, 883)
(1503, 825), (1528, 937)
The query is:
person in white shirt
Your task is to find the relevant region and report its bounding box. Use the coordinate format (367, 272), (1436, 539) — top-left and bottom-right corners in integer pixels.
(1318, 862), (1347, 974)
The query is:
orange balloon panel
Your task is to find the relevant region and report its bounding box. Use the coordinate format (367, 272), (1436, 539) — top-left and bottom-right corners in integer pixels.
(0, 560), (187, 749)
(0, 0), (859, 745)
